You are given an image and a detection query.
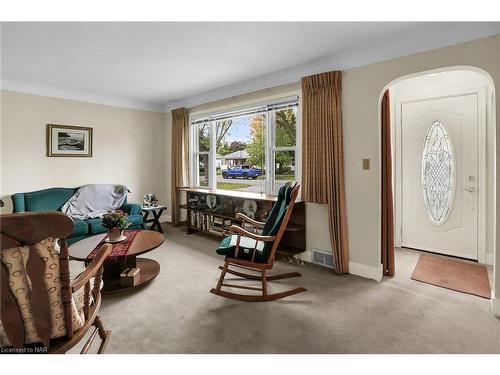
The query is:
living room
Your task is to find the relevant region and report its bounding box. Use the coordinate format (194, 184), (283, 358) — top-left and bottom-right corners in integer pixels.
(1, 1), (500, 373)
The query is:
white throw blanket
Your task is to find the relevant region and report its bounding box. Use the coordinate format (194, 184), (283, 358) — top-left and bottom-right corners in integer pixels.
(61, 184), (130, 220)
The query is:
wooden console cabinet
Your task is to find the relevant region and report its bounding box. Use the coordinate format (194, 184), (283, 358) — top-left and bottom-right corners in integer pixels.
(177, 187), (306, 257)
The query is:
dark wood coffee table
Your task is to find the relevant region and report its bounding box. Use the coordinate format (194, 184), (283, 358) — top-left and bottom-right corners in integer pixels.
(69, 230), (165, 294)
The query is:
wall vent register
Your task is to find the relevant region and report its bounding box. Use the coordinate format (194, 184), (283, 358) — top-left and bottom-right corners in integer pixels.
(311, 248), (334, 268)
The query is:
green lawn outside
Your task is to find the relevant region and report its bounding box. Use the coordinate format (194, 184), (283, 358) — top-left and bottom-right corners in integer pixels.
(256, 174), (294, 181)
(216, 182), (252, 190)
(276, 174), (295, 181)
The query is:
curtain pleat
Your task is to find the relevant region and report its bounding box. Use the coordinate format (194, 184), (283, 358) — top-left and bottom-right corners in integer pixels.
(381, 90), (395, 276)
(171, 108), (189, 226)
(301, 71), (349, 274)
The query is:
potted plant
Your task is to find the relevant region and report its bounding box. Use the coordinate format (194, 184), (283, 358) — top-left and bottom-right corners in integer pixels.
(102, 210), (130, 242)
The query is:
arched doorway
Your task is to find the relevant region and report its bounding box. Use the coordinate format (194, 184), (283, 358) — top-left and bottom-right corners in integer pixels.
(379, 66), (496, 302)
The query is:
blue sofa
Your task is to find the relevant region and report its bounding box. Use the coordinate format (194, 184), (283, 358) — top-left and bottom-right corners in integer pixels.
(12, 187), (143, 245)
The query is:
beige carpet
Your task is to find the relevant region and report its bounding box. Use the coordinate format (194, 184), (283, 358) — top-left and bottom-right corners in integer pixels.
(411, 255), (491, 299)
(68, 225), (500, 354)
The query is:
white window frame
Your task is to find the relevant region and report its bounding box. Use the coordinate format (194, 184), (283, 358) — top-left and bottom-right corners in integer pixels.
(190, 121), (214, 188)
(189, 95), (301, 195)
(267, 106), (301, 195)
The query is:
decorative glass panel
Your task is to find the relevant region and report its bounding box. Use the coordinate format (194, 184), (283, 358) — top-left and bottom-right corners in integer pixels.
(421, 121), (455, 225)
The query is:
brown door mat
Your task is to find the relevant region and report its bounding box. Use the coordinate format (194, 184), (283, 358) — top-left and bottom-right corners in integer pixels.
(411, 254), (491, 299)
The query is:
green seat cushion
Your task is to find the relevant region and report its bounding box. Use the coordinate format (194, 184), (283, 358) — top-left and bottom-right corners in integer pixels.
(70, 218), (89, 237)
(216, 235), (267, 263)
(86, 214), (143, 234)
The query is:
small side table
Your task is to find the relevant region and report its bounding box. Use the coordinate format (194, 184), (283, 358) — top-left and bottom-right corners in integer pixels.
(141, 205), (166, 233)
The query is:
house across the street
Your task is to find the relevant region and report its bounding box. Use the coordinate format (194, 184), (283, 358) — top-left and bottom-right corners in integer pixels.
(221, 149), (249, 167)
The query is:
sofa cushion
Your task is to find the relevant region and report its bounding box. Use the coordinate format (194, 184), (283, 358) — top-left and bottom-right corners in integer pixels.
(120, 203), (141, 215)
(127, 214), (144, 227)
(22, 188), (78, 212)
(12, 187), (132, 213)
(86, 218), (107, 234)
(87, 214), (143, 234)
(71, 218), (89, 238)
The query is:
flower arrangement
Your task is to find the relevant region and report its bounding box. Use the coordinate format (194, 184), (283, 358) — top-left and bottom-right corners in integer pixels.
(102, 210), (130, 230)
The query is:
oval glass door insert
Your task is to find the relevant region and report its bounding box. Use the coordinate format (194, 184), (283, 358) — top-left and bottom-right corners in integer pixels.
(421, 120), (456, 225)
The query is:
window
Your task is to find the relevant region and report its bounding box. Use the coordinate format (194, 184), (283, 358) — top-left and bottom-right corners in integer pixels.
(270, 106), (297, 193)
(193, 122), (210, 187)
(190, 97), (299, 195)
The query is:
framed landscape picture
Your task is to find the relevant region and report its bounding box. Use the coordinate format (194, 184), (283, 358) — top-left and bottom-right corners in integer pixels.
(47, 124), (93, 157)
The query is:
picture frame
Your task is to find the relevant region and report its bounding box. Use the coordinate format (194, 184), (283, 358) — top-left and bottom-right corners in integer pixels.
(46, 124), (93, 157)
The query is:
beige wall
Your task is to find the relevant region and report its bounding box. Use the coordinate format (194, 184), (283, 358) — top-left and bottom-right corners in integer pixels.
(0, 91), (169, 217)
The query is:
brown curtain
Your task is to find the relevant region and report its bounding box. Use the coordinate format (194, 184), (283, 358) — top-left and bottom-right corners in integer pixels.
(301, 71), (349, 274)
(381, 90), (395, 276)
(171, 108), (190, 226)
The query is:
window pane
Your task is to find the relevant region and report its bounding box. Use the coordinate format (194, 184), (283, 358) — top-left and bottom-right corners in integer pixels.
(198, 124), (210, 152)
(274, 107), (297, 148)
(274, 150), (296, 192)
(197, 154), (209, 187)
(216, 114), (266, 193)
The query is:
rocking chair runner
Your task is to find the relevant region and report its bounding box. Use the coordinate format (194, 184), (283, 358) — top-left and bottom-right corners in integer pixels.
(211, 184), (306, 301)
(0, 212), (112, 353)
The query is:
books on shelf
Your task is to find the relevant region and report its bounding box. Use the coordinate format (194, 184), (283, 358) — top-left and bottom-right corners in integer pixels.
(189, 211), (236, 234)
(192, 211), (209, 231)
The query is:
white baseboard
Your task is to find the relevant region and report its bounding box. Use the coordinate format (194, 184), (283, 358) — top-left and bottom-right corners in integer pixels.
(160, 214), (172, 223)
(296, 251), (383, 282)
(486, 252), (494, 266)
(491, 292), (500, 317)
(349, 261), (383, 282)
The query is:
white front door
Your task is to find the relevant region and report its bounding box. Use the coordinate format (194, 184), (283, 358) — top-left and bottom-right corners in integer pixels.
(401, 94), (478, 260)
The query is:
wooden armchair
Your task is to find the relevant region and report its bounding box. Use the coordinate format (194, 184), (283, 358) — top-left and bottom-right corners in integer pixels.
(211, 184), (306, 301)
(0, 212), (111, 353)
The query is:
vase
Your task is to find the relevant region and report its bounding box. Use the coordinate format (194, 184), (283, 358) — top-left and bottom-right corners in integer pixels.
(108, 228), (123, 241)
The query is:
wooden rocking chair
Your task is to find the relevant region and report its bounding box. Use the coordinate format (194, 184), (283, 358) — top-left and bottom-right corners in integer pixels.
(210, 183), (306, 302)
(1, 212), (112, 353)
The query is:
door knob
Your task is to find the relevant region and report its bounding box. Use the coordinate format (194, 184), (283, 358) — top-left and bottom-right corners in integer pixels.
(464, 187), (476, 193)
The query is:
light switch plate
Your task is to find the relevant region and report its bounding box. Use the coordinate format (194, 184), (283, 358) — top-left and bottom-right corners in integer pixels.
(362, 159), (370, 170)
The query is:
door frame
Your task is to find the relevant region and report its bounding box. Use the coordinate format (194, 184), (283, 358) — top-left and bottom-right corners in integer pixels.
(394, 88), (487, 263)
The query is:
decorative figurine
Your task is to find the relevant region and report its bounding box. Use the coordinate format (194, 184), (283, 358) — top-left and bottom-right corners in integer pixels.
(143, 193), (159, 207)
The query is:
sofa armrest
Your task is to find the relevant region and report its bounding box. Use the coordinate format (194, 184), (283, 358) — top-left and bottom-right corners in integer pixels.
(11, 193), (25, 212)
(120, 203), (142, 216)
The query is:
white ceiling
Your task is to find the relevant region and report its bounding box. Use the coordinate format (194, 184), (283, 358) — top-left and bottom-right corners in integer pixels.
(1, 22), (499, 112)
